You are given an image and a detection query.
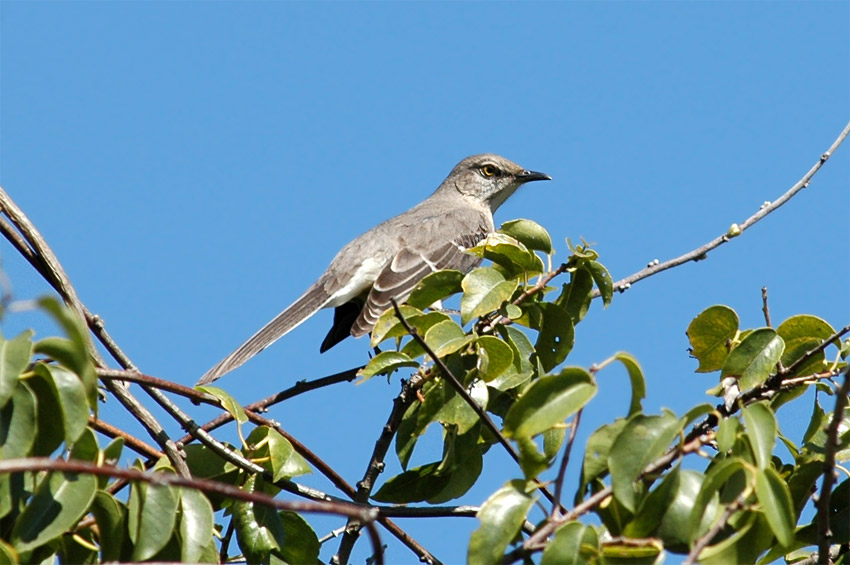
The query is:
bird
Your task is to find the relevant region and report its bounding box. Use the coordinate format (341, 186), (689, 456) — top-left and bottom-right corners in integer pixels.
(197, 154), (550, 385)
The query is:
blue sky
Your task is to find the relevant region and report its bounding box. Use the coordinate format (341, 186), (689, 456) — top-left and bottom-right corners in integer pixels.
(1, 2), (848, 563)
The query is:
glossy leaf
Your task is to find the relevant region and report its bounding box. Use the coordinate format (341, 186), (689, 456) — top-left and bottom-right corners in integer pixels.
(197, 385), (248, 445)
(608, 410), (683, 512)
(503, 367), (596, 439)
(406, 269), (464, 309)
(687, 305), (739, 372)
(179, 488), (214, 563)
(555, 269), (594, 325)
(533, 302), (575, 372)
(580, 418), (628, 494)
(130, 482), (178, 561)
(742, 402), (776, 469)
(490, 326), (536, 391)
(754, 467), (794, 547)
(688, 457), (748, 542)
(278, 511), (319, 565)
(468, 480), (534, 565)
(34, 364), (89, 444)
(613, 352), (646, 417)
(91, 491), (126, 562)
(716, 416), (740, 454)
(500, 218), (553, 254)
(0, 384), (36, 459)
(11, 470), (97, 552)
(466, 233), (544, 276)
(232, 475), (285, 563)
(358, 351), (419, 380)
(460, 267), (518, 325)
(370, 304), (426, 346)
(0, 330), (33, 409)
(541, 521), (599, 565)
(246, 426), (311, 481)
(586, 260), (613, 307)
(476, 336), (514, 382)
(698, 512), (774, 565)
(424, 319), (474, 358)
(25, 374), (65, 456)
(721, 328), (785, 390)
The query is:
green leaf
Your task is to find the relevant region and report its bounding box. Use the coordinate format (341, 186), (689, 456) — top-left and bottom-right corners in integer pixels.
(533, 302), (575, 372)
(613, 352), (646, 417)
(197, 385), (248, 445)
(369, 304), (426, 346)
(608, 410), (683, 512)
(742, 402), (776, 469)
(503, 367), (596, 439)
(358, 351), (419, 380)
(25, 373), (65, 456)
(35, 298), (97, 408)
(179, 488), (214, 563)
(490, 326), (535, 391)
(11, 470), (97, 552)
(721, 328), (785, 390)
(555, 269), (593, 325)
(698, 511), (774, 565)
(541, 521), (599, 565)
(754, 467), (794, 547)
(476, 336), (514, 382)
(466, 233), (545, 277)
(245, 426), (311, 480)
(586, 260), (613, 307)
(460, 267), (518, 325)
(0, 330), (33, 409)
(627, 468), (714, 552)
(716, 416), (740, 454)
(777, 315), (836, 376)
(688, 457), (749, 542)
(0, 383), (37, 459)
(687, 305), (739, 372)
(516, 436), (550, 479)
(278, 511), (319, 565)
(500, 219), (553, 254)
(433, 378), (488, 434)
(130, 481), (178, 561)
(232, 475), (285, 563)
(423, 319), (474, 358)
(33, 363), (89, 444)
(406, 270), (464, 309)
(579, 419), (628, 497)
(468, 480), (534, 565)
(91, 491), (126, 562)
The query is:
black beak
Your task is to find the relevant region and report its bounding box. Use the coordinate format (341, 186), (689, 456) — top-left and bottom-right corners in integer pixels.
(517, 169), (552, 183)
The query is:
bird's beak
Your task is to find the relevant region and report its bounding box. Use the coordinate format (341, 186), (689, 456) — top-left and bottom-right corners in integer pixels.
(516, 170), (552, 183)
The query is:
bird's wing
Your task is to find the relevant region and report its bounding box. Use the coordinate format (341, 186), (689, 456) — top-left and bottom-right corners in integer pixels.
(350, 229), (488, 337)
(197, 282), (331, 385)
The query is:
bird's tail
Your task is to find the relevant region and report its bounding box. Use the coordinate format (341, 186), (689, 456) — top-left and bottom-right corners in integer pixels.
(197, 283), (330, 385)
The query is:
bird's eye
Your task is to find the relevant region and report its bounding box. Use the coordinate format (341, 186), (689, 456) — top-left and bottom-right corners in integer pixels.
(481, 164), (498, 177)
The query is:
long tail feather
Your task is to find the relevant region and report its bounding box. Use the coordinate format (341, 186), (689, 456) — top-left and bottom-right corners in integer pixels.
(197, 283), (330, 384)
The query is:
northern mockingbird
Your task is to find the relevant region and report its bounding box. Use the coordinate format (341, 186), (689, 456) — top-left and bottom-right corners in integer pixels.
(198, 154), (550, 385)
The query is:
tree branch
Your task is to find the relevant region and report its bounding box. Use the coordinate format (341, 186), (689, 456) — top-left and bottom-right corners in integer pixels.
(817, 367), (850, 564)
(600, 120), (850, 297)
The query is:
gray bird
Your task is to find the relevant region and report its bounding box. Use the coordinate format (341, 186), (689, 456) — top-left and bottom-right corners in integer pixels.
(198, 154), (550, 385)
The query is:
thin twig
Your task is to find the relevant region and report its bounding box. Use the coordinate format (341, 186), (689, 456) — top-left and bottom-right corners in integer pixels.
(761, 287), (773, 328)
(817, 367), (850, 564)
(779, 325), (850, 379)
(551, 409), (582, 519)
(600, 120), (850, 297)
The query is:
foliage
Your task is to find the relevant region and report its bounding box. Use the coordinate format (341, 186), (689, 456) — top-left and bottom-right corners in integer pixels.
(0, 215), (847, 564)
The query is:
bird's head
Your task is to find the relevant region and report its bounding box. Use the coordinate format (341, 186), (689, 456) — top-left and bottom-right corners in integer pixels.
(441, 154), (551, 212)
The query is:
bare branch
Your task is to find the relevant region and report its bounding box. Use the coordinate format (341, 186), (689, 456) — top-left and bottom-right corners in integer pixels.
(601, 120), (850, 296)
(551, 409), (582, 519)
